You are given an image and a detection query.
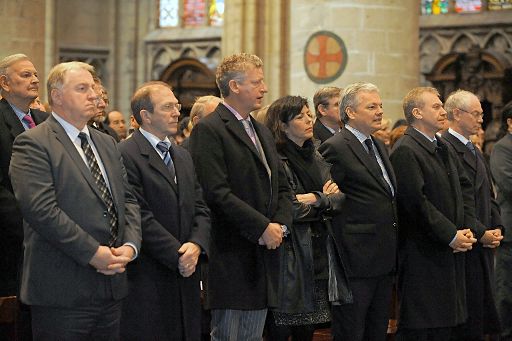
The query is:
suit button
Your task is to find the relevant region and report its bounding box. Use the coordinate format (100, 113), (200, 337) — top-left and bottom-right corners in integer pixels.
(393, 222), (397, 228)
(103, 211), (107, 217)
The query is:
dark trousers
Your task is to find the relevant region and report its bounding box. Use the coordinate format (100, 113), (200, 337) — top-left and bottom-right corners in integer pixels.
(497, 242), (512, 339)
(265, 311), (316, 341)
(31, 300), (122, 341)
(331, 275), (393, 341)
(395, 327), (453, 341)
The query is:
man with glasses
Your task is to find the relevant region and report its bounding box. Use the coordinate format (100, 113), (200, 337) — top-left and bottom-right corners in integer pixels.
(442, 89), (503, 340)
(119, 81), (210, 340)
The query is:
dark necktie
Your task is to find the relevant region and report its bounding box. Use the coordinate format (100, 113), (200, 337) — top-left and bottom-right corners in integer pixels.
(365, 138), (393, 194)
(22, 114), (36, 129)
(156, 141), (176, 183)
(78, 132), (118, 246)
(466, 141), (476, 156)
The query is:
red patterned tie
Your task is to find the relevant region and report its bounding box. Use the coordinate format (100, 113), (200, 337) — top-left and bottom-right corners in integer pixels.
(22, 114), (36, 129)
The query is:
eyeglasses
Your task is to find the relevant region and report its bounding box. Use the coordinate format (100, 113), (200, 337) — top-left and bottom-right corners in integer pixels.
(458, 108), (483, 119)
(161, 103), (182, 112)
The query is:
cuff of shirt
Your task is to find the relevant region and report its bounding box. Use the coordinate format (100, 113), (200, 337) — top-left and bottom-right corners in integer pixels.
(123, 242), (139, 260)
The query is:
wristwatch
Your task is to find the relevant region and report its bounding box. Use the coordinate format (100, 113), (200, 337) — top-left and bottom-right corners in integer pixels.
(281, 224), (290, 237)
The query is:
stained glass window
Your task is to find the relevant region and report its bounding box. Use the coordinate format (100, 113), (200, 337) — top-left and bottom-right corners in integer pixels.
(159, 0), (179, 27)
(183, 0), (207, 27)
(488, 0), (512, 10)
(209, 0), (224, 26)
(454, 0), (482, 12)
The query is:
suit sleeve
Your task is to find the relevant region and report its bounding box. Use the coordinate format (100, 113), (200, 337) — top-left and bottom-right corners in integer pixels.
(491, 142), (512, 204)
(390, 144), (458, 245)
(190, 121), (272, 244)
(9, 132), (100, 266)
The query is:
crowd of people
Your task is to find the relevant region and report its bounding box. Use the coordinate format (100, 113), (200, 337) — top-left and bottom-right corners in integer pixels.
(1, 51), (512, 341)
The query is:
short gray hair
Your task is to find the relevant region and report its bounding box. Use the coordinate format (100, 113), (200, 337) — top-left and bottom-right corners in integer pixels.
(340, 82), (379, 124)
(0, 54), (29, 76)
(190, 95), (222, 123)
(444, 89), (479, 121)
(216, 53), (263, 98)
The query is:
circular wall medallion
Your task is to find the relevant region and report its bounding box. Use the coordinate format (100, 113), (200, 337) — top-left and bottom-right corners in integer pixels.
(304, 31), (348, 84)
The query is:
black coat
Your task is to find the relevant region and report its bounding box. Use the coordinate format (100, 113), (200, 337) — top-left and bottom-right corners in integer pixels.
(442, 130), (502, 336)
(0, 98), (47, 296)
(390, 126), (476, 329)
(318, 127), (398, 279)
(491, 133), (512, 241)
(119, 130), (210, 340)
(189, 103), (293, 310)
(275, 150), (350, 314)
(313, 119), (335, 144)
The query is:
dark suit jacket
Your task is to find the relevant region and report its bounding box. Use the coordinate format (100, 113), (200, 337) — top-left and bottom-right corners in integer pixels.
(0, 98), (47, 296)
(442, 130), (501, 336)
(491, 133), (512, 241)
(189, 103), (293, 310)
(318, 127), (398, 278)
(90, 121), (120, 142)
(9, 115), (141, 307)
(390, 126), (476, 329)
(119, 130), (210, 340)
(313, 119), (335, 144)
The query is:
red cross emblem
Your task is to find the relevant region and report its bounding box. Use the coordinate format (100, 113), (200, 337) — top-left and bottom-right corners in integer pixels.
(304, 31), (347, 84)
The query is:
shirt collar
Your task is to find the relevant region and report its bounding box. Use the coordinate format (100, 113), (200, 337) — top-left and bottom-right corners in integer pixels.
(448, 127), (470, 145)
(9, 102), (31, 122)
(139, 127), (171, 150)
(413, 127), (437, 143)
(52, 112), (90, 141)
(345, 124), (370, 144)
(223, 102), (247, 121)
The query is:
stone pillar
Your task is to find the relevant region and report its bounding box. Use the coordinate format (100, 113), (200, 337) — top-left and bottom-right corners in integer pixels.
(290, 0), (420, 122)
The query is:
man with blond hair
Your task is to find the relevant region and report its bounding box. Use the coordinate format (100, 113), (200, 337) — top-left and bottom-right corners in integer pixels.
(189, 53), (292, 340)
(391, 87), (477, 340)
(313, 86), (342, 143)
(442, 89), (502, 340)
(9, 61), (141, 339)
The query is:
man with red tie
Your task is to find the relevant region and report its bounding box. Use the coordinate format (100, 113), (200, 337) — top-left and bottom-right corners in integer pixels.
(0, 53), (47, 339)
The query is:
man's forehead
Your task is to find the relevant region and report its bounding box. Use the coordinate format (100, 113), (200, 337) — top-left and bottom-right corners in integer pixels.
(9, 59), (36, 72)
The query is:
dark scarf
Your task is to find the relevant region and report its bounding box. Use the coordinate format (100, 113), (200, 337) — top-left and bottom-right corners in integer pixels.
(281, 138), (324, 193)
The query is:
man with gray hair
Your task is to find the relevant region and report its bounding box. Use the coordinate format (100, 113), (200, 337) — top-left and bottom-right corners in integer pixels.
(9, 61), (141, 339)
(318, 82), (398, 340)
(441, 89), (502, 340)
(0, 54), (48, 299)
(189, 53), (292, 340)
(181, 95), (221, 150)
(390, 87), (477, 340)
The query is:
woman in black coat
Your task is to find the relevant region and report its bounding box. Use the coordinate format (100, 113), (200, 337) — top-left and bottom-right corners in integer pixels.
(264, 95), (349, 341)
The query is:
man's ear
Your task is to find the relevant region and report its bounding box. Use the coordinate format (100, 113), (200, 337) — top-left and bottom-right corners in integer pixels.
(412, 107), (422, 120)
(140, 109), (151, 124)
(50, 88), (62, 106)
(228, 79), (239, 95)
(0, 75), (9, 93)
(345, 106), (356, 121)
(317, 104), (327, 117)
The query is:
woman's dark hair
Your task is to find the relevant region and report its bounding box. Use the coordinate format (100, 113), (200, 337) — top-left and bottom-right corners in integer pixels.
(499, 100), (512, 139)
(264, 95), (309, 147)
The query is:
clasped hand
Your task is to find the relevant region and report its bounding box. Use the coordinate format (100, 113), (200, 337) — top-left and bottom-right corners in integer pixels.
(450, 229), (477, 253)
(89, 245), (135, 275)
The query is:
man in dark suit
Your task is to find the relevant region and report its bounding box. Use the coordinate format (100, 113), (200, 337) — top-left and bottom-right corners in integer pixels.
(0, 53), (48, 340)
(318, 82), (398, 341)
(119, 81), (210, 340)
(0, 53), (47, 297)
(9, 61), (141, 340)
(189, 53), (293, 340)
(313, 86), (342, 143)
(442, 89), (503, 340)
(490, 101), (512, 341)
(89, 81), (120, 142)
(390, 87), (477, 340)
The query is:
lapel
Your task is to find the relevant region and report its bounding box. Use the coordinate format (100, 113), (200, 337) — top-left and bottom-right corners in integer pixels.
(373, 137), (397, 193)
(133, 130), (178, 193)
(406, 126), (438, 155)
(47, 115), (105, 202)
(0, 98), (25, 139)
(442, 131), (477, 172)
(343, 129), (390, 195)
(218, 104), (265, 164)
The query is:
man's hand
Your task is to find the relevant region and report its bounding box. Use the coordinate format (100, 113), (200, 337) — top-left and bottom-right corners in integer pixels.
(480, 228), (503, 248)
(296, 193), (317, 205)
(323, 180), (340, 195)
(178, 242), (201, 277)
(260, 223), (283, 250)
(449, 229), (477, 253)
(89, 245), (133, 275)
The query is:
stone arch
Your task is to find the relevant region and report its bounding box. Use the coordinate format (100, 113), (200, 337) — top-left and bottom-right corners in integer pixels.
(159, 57), (220, 116)
(450, 33), (478, 53)
(484, 31), (512, 53)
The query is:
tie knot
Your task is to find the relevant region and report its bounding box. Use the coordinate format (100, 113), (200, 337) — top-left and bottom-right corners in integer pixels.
(364, 138), (373, 150)
(78, 132), (88, 146)
(156, 141), (170, 154)
(466, 141), (475, 150)
(22, 114), (36, 129)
